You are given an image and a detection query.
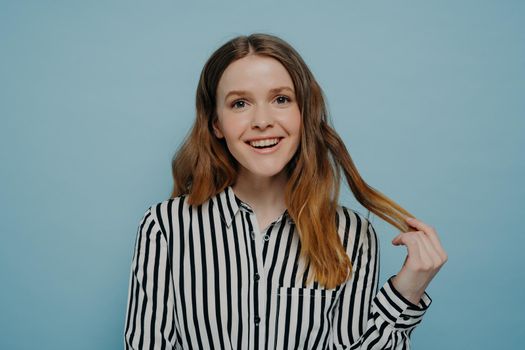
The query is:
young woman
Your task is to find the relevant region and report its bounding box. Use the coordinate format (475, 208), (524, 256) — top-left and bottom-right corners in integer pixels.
(124, 33), (447, 349)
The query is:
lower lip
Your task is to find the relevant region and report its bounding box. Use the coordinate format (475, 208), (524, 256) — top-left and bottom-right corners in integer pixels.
(247, 138), (283, 154)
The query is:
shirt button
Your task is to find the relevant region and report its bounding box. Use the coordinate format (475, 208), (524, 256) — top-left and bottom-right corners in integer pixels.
(250, 231), (255, 240)
(254, 316), (261, 325)
(263, 234), (270, 241)
(254, 273), (260, 281)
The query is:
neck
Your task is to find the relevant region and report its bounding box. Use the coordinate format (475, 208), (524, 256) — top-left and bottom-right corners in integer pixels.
(232, 170), (288, 213)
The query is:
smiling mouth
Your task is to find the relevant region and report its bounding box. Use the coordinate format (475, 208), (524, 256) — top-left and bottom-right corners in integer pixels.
(246, 137), (283, 149)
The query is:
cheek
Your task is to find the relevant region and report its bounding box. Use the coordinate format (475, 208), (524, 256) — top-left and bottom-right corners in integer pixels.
(220, 118), (249, 141)
(288, 110), (302, 134)
(275, 108), (301, 130)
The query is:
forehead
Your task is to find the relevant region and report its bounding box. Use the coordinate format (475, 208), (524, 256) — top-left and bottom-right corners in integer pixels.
(217, 55), (294, 96)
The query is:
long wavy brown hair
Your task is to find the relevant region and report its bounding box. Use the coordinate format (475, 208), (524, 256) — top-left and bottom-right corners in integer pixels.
(170, 33), (415, 289)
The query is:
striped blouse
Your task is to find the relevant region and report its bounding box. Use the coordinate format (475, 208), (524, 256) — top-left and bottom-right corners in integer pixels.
(124, 185), (432, 349)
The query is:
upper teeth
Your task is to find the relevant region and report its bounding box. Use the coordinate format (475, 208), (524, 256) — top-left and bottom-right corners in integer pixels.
(249, 138), (280, 147)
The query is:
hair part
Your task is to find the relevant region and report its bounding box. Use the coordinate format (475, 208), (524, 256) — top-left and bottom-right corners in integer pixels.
(171, 33), (415, 289)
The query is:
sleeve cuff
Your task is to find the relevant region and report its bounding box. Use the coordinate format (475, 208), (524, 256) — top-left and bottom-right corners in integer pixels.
(372, 275), (432, 330)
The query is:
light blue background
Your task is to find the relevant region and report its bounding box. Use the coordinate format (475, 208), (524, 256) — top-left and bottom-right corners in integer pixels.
(1, 1), (524, 349)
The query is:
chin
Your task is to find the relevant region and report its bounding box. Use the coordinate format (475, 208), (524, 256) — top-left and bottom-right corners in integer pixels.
(242, 164), (288, 179)
(253, 169), (286, 178)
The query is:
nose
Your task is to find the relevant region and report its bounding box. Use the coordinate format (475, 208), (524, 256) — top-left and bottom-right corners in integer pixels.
(250, 105), (274, 129)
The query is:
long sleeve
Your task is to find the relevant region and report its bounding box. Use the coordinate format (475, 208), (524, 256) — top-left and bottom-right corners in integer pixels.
(330, 220), (432, 349)
(124, 206), (179, 350)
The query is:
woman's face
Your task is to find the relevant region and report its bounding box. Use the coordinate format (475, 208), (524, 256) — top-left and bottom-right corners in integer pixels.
(214, 55), (301, 182)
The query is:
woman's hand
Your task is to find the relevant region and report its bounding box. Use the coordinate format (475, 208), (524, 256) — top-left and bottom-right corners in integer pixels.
(390, 217), (448, 305)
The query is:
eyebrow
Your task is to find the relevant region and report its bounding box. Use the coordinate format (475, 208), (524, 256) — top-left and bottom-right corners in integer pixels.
(224, 86), (295, 101)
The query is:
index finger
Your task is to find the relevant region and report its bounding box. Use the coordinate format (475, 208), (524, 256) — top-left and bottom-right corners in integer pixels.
(405, 217), (447, 258)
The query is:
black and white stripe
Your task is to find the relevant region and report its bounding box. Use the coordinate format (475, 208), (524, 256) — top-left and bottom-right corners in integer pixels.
(124, 185), (432, 349)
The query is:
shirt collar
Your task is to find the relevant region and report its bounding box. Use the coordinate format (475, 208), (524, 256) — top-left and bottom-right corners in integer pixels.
(210, 185), (240, 228)
(211, 185), (292, 228)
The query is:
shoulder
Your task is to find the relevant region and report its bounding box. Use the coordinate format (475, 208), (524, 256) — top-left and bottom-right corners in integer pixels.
(335, 205), (375, 257)
(138, 194), (193, 239)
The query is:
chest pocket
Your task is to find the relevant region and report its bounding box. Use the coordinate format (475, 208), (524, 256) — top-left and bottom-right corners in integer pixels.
(272, 286), (339, 349)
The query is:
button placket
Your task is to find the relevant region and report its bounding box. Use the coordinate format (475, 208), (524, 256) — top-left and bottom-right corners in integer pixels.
(247, 211), (268, 333)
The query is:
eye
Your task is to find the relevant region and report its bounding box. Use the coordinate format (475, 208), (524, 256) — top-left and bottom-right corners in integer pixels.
(231, 99), (247, 109)
(275, 95), (291, 104)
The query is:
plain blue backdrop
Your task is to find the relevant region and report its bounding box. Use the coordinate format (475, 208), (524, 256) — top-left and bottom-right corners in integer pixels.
(1, 1), (524, 349)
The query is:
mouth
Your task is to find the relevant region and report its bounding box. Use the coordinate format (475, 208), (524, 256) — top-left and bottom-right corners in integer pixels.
(245, 137), (284, 151)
